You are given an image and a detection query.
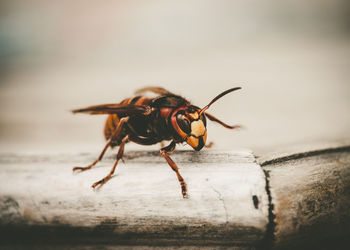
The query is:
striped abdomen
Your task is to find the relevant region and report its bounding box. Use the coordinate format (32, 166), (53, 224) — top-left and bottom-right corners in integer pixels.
(104, 96), (152, 147)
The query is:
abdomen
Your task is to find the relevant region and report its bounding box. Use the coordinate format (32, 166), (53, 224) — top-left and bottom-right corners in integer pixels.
(104, 114), (125, 147)
(104, 96), (152, 147)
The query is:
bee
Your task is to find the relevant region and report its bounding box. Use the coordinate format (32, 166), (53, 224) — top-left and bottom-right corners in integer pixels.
(72, 86), (241, 198)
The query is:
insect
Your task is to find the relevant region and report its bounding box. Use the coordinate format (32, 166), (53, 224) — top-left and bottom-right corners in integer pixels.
(72, 86), (241, 198)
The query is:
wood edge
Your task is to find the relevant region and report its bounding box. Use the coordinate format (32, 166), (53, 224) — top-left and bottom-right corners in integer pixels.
(257, 144), (350, 166)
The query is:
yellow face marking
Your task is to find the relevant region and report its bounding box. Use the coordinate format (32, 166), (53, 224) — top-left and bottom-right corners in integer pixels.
(191, 120), (206, 137)
(186, 136), (199, 148)
(188, 112), (199, 120)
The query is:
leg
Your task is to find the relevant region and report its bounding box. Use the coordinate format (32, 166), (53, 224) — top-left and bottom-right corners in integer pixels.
(73, 117), (129, 172)
(160, 141), (188, 198)
(205, 112), (242, 130)
(92, 135), (129, 189)
(205, 141), (214, 148)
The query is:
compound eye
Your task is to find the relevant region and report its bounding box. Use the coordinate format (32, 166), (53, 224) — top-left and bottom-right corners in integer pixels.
(201, 113), (207, 127)
(176, 113), (191, 134)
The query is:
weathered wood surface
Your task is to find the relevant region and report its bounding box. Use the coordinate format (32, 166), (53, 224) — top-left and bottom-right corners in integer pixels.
(257, 140), (350, 167)
(0, 150), (269, 248)
(1, 146), (349, 249)
(262, 147), (350, 250)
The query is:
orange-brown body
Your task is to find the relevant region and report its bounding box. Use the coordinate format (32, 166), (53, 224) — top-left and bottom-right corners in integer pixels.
(72, 86), (241, 198)
(104, 96), (152, 147)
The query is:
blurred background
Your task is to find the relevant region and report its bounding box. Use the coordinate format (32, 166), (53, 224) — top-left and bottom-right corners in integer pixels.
(0, 0), (349, 154)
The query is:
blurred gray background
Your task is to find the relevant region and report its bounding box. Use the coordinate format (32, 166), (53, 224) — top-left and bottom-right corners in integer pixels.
(0, 0), (349, 154)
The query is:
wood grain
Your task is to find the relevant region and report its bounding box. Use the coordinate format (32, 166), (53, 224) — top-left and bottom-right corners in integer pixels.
(0, 150), (268, 247)
(263, 149), (350, 249)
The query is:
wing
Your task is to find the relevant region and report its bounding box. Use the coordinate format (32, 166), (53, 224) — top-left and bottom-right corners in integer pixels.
(135, 86), (190, 108)
(72, 103), (151, 115)
(135, 86), (175, 96)
(205, 113), (242, 129)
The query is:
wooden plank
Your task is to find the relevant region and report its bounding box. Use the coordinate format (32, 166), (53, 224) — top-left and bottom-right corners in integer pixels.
(257, 140), (350, 166)
(263, 148), (350, 249)
(0, 150), (268, 247)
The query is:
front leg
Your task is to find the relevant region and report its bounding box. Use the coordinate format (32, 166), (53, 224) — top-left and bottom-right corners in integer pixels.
(160, 141), (188, 198)
(205, 112), (242, 130)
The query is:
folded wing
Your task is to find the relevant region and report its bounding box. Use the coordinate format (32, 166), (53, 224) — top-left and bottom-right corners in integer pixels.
(72, 103), (151, 115)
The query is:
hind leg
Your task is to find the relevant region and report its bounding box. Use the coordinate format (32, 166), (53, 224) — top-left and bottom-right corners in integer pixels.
(92, 135), (129, 189)
(73, 117), (129, 172)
